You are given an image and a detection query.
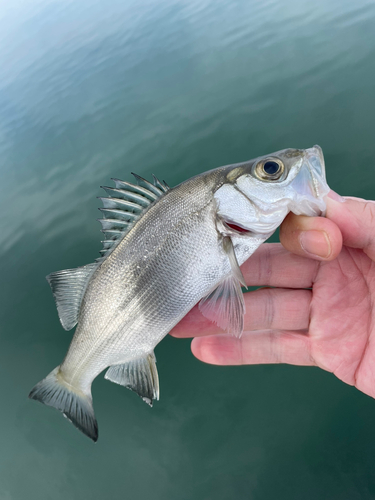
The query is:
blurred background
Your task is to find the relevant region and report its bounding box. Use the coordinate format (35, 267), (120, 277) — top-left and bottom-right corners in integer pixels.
(1, 0), (375, 498)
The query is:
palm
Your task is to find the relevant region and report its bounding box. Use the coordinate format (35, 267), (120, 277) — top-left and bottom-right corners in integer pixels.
(309, 247), (375, 395)
(171, 196), (375, 399)
(172, 243), (375, 399)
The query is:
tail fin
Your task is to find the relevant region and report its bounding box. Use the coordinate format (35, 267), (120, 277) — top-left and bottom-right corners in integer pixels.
(28, 367), (98, 442)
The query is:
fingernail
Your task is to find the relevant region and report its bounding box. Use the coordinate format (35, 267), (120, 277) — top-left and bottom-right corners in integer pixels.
(327, 190), (345, 203)
(299, 230), (331, 259)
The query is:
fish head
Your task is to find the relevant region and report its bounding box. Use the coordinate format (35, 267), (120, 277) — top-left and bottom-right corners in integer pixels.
(261, 144), (329, 216)
(215, 145), (330, 235)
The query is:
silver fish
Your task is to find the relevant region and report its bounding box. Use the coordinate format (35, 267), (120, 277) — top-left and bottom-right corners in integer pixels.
(29, 145), (330, 441)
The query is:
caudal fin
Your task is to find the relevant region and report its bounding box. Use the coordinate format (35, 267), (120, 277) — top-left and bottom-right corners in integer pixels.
(28, 367), (98, 442)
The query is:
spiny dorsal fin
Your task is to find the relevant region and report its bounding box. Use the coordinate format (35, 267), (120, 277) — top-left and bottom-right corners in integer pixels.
(100, 186), (150, 208)
(46, 263), (98, 331)
(98, 196), (143, 214)
(111, 178), (158, 201)
(104, 352), (159, 406)
(98, 174), (170, 260)
(131, 173), (165, 196)
(152, 174), (169, 193)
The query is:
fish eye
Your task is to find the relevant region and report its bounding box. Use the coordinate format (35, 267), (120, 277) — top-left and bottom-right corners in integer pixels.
(254, 157), (284, 181)
(263, 161), (280, 175)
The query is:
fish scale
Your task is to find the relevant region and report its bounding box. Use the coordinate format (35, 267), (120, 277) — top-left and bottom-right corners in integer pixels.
(29, 146), (330, 441)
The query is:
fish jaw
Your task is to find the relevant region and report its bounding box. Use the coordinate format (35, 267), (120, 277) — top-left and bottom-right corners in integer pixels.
(287, 145), (330, 216)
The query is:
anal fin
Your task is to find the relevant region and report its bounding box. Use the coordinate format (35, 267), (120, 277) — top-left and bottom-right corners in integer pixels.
(104, 353), (159, 406)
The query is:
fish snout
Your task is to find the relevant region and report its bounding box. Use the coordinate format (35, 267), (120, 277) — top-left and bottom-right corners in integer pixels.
(288, 145), (330, 216)
(305, 144), (326, 181)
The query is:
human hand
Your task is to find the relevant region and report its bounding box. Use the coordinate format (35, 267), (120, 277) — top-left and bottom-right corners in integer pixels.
(171, 193), (375, 398)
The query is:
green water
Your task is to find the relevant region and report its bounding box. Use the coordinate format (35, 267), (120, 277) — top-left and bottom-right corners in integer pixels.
(1, 0), (375, 498)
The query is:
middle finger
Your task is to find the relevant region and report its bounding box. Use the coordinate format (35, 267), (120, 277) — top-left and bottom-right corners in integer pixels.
(170, 288), (312, 338)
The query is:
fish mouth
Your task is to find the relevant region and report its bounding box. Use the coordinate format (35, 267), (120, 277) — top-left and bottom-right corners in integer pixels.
(289, 145), (330, 217)
(305, 145), (327, 197)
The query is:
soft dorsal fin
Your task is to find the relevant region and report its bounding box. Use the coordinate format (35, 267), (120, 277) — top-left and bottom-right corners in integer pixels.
(97, 174), (169, 260)
(199, 236), (246, 338)
(104, 352), (159, 406)
(46, 263), (98, 331)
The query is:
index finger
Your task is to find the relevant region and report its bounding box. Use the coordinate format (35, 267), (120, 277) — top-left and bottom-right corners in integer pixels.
(241, 243), (319, 288)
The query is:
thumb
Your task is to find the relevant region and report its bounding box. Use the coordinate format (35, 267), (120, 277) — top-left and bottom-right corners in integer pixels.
(326, 195), (375, 261)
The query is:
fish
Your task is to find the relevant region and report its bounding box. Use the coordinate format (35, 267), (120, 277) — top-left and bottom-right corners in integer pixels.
(29, 145), (330, 441)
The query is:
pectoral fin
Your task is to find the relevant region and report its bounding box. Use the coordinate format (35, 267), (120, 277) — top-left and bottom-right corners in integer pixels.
(199, 236), (246, 338)
(104, 353), (159, 406)
(199, 275), (245, 338)
(222, 236), (247, 287)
